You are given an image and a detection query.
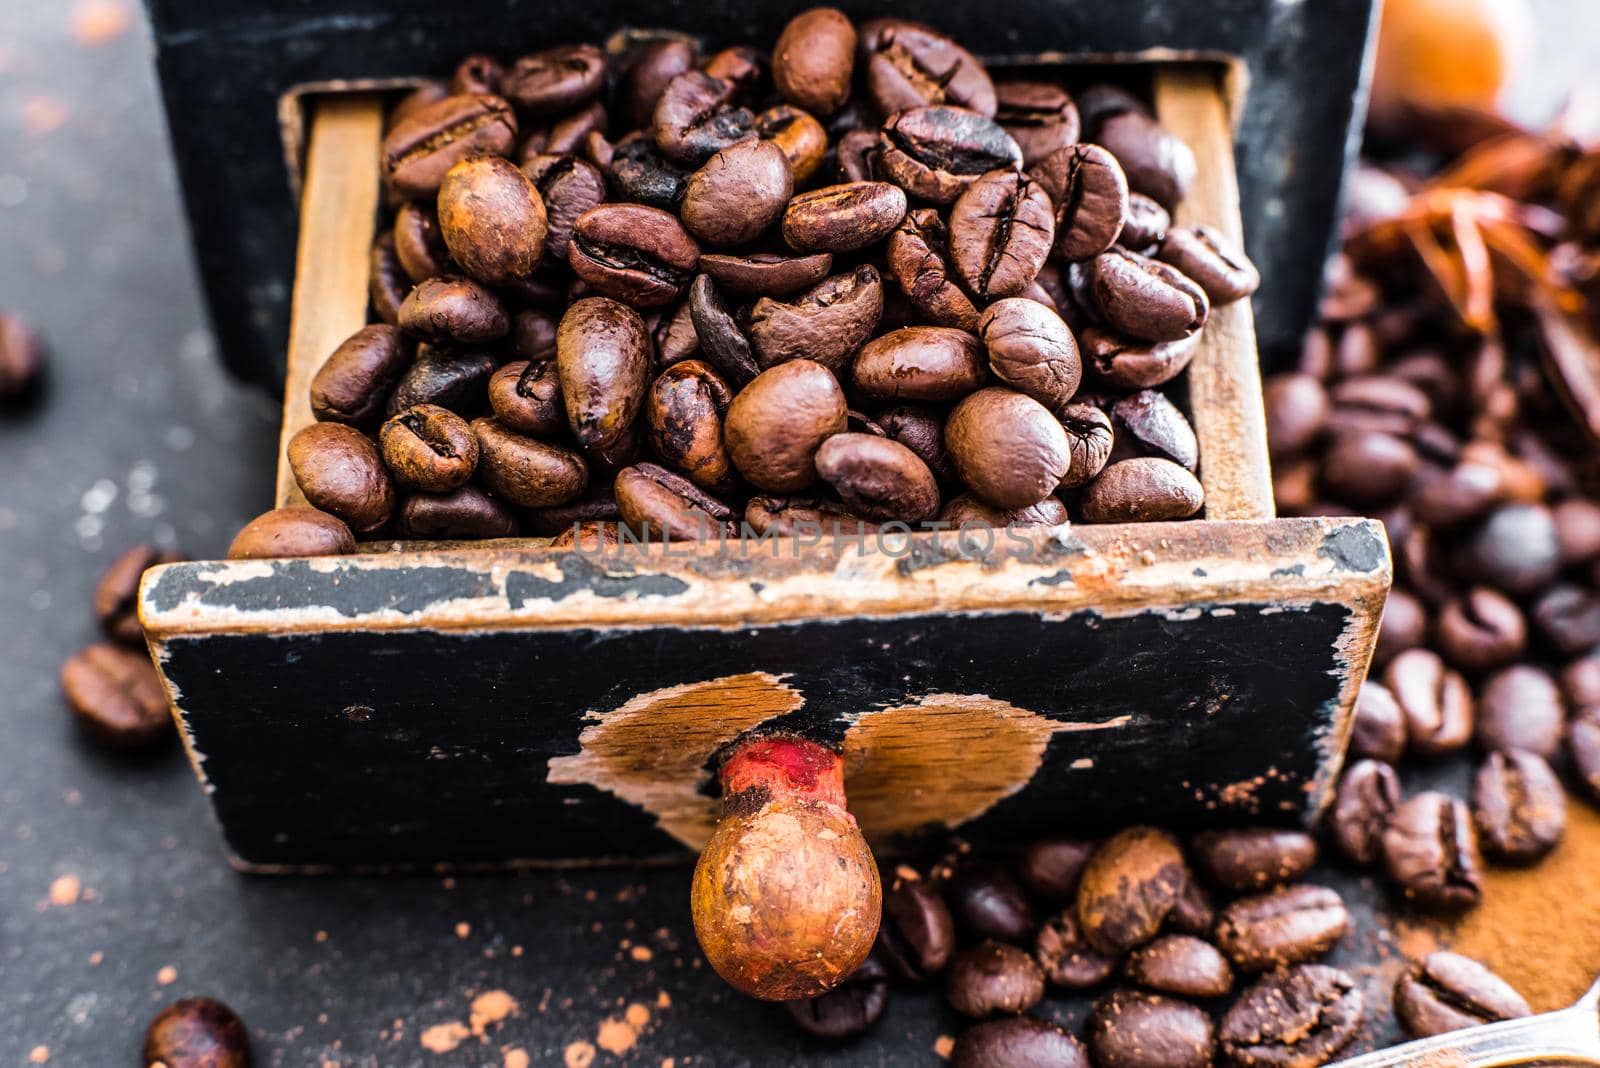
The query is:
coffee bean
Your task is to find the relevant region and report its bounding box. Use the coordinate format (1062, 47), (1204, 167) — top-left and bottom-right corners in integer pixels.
(95, 545), (183, 647)
(504, 43), (605, 116)
(653, 71), (756, 166)
(949, 170), (1054, 300)
(1394, 951), (1530, 1039)
(1562, 653), (1600, 707)
(1572, 706), (1600, 803)
(1085, 990), (1214, 1068)
(1166, 876), (1217, 938)
(859, 19), (997, 118)
(1434, 586), (1525, 673)
(1331, 759), (1402, 866)
(1016, 838), (1097, 900)
(144, 997), (250, 1068)
(1090, 249), (1208, 343)
(684, 273), (758, 386)
(1553, 496), (1600, 564)
(940, 493), (1069, 528)
(1219, 965), (1362, 1068)
(1157, 226), (1259, 304)
(996, 81), (1080, 167)
(1191, 829), (1317, 893)
(1374, 588), (1427, 667)
(878, 872), (955, 981)
(1477, 664), (1564, 758)
(568, 204), (699, 308)
(947, 388), (1071, 510)
(1109, 390), (1198, 471)
(288, 422), (396, 532)
(550, 520), (620, 550)
(749, 265), (883, 373)
(744, 494), (875, 536)
(680, 139), (794, 247)
(1075, 827), (1187, 955)
(1055, 404), (1115, 491)
(946, 860), (1037, 945)
(724, 359), (847, 493)
(616, 39), (695, 131)
(227, 507), (356, 559)
(556, 296), (651, 450)
(1125, 934), (1233, 999)
(1080, 458), (1204, 523)
(398, 485), (518, 539)
(878, 404), (955, 484)
(1383, 648), (1474, 757)
(397, 276), (509, 344)
(1472, 749), (1565, 863)
(522, 154), (607, 263)
(1532, 582), (1600, 656)
(369, 234), (408, 325)
(879, 106), (1022, 205)
(1262, 374), (1329, 456)
(450, 52), (503, 96)
(1089, 108), (1196, 211)
(1349, 680), (1406, 763)
(310, 325), (413, 427)
(888, 208), (980, 331)
(60, 643), (170, 748)
(978, 299), (1081, 409)
(783, 181), (908, 253)
(382, 93), (517, 199)
(814, 433), (939, 522)
(951, 1015), (1090, 1068)
(379, 404), (480, 492)
(1081, 329), (1200, 391)
(1464, 503), (1561, 596)
(1032, 144), (1129, 262)
(784, 951), (889, 1039)
(854, 326), (987, 403)
(646, 359), (737, 493)
(771, 7), (856, 116)
(487, 359), (564, 437)
(1120, 194), (1171, 251)
(393, 201), (457, 282)
(699, 251), (833, 299)
(523, 486), (620, 536)
(605, 132), (690, 209)
(1213, 885), (1349, 973)
(472, 417), (588, 507)
(1034, 908), (1118, 989)
(945, 940), (1045, 1019)
(1382, 791), (1484, 911)
(756, 104), (829, 183)
(386, 346), (496, 417)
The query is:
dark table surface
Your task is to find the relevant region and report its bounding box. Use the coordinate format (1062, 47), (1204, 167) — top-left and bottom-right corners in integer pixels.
(3, 2), (1596, 1065)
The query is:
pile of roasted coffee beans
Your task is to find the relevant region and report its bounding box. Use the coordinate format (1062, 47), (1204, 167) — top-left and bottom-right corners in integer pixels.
(230, 10), (1262, 557)
(787, 829), (1528, 1066)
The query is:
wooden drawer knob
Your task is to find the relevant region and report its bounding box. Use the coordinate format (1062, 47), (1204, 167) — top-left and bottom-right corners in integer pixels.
(690, 733), (881, 1000)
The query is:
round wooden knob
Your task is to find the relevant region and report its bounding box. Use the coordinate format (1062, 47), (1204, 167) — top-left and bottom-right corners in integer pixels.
(690, 733), (881, 1001)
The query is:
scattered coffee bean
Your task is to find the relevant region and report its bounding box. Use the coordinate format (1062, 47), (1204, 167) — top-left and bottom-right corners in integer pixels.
(979, 298), (1081, 409)
(1383, 649), (1474, 758)
(1472, 749), (1565, 863)
(948, 170), (1054, 300)
(379, 404), (479, 492)
(1125, 934), (1233, 999)
(680, 139), (794, 247)
(438, 156), (547, 286)
(60, 643), (170, 748)
(288, 422), (396, 533)
(1031, 144), (1128, 262)
(310, 324), (413, 427)
(94, 545), (183, 647)
(398, 485), (518, 540)
(878, 872), (955, 981)
(951, 1015), (1090, 1068)
(1213, 885), (1349, 973)
(1219, 965), (1362, 1068)
(1349, 680), (1406, 763)
(1156, 225), (1260, 304)
(1085, 989), (1214, 1068)
(1330, 759), (1402, 866)
(1075, 827), (1187, 955)
(1476, 664), (1564, 759)
(1080, 458), (1204, 523)
(1393, 951), (1531, 1039)
(382, 93), (517, 199)
(472, 418), (589, 507)
(783, 181), (908, 252)
(1190, 829), (1317, 893)
(1382, 791), (1484, 912)
(784, 951), (889, 1039)
(724, 360), (847, 493)
(143, 997), (251, 1068)
(772, 7), (856, 116)
(0, 312), (47, 404)
(814, 432), (939, 522)
(947, 388), (1071, 510)
(1434, 586), (1525, 674)
(1034, 909), (1118, 989)
(945, 941), (1046, 1019)
(859, 18), (996, 118)
(397, 276), (509, 344)
(1016, 839), (1097, 900)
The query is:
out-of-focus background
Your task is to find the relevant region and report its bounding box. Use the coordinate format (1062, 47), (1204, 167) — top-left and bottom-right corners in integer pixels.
(2, 1), (1598, 1064)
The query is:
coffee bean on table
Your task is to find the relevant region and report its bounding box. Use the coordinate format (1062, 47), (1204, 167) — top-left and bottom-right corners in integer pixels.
(724, 359), (847, 493)
(1075, 827), (1187, 955)
(948, 170), (1054, 300)
(288, 422), (396, 533)
(1219, 964), (1363, 1068)
(472, 418), (589, 507)
(1190, 829), (1317, 892)
(144, 997), (251, 1068)
(1031, 144), (1129, 262)
(951, 1015), (1090, 1068)
(1393, 951), (1531, 1039)
(1057, 404), (1115, 491)
(386, 347), (497, 417)
(1124, 934), (1233, 998)
(398, 485), (518, 540)
(557, 296), (652, 450)
(397, 276), (509, 344)
(568, 204), (699, 308)
(379, 404), (479, 492)
(61, 643), (170, 748)
(1090, 249), (1209, 343)
(680, 139), (794, 247)
(228, 506), (356, 559)
(95, 545), (184, 647)
(1034, 909), (1118, 989)
(1382, 648), (1474, 757)
(771, 7), (856, 116)
(1330, 759), (1402, 866)
(783, 181), (908, 252)
(749, 265), (883, 373)
(1080, 458), (1205, 523)
(1213, 885), (1350, 973)
(310, 324), (413, 427)
(947, 388), (1071, 510)
(1476, 664), (1564, 758)
(1472, 749), (1565, 864)
(945, 941), (1046, 1019)
(437, 156), (546, 286)
(1349, 680), (1406, 763)
(888, 208), (980, 331)
(1016, 838), (1097, 900)
(784, 951), (889, 1039)
(0, 311), (47, 403)
(1156, 225), (1260, 304)
(1382, 791), (1484, 912)
(978, 298), (1081, 409)
(854, 326), (987, 403)
(1434, 586), (1525, 674)
(878, 872), (955, 981)
(382, 93), (517, 199)
(1562, 653), (1600, 707)
(1085, 989), (1214, 1068)
(814, 433), (939, 522)
(859, 18), (997, 118)
(996, 81), (1080, 167)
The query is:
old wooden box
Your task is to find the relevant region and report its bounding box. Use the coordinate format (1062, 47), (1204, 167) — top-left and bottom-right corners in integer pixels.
(138, 55), (1391, 872)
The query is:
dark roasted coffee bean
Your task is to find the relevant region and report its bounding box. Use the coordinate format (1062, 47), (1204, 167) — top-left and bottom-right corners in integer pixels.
(61, 643), (170, 748)
(1477, 664), (1564, 758)
(1564, 654), (1600, 707)
(945, 940), (1045, 1019)
(451, 52), (503, 96)
(379, 404), (479, 492)
(288, 422), (395, 532)
(878, 872), (955, 981)
(1075, 827), (1186, 955)
(522, 154), (606, 262)
(144, 996), (251, 1068)
(645, 359), (735, 492)
(1553, 497), (1600, 564)
(568, 204), (699, 309)
(1125, 934), (1233, 998)
(1086, 990), (1214, 1068)
(228, 506), (356, 559)
(686, 273), (758, 385)
(1031, 144), (1129, 262)
(1464, 503), (1561, 596)
(1472, 749), (1565, 863)
(1213, 885), (1349, 973)
(1394, 951), (1530, 1039)
(879, 106), (1022, 205)
(1119, 193), (1170, 251)
(523, 486), (620, 536)
(756, 105), (829, 184)
(814, 433), (939, 522)
(369, 233), (408, 325)
(1080, 459), (1204, 523)
(1220, 965), (1362, 1068)
(1088, 107), (1196, 211)
(398, 485), (518, 539)
(1321, 431), (1418, 504)
(978, 298), (1080, 409)
(393, 201), (456, 282)
(1034, 909), (1118, 989)
(854, 326), (986, 403)
(1331, 759), (1402, 866)
(784, 952), (888, 1039)
(1054, 403), (1114, 491)
(947, 388), (1070, 509)
(653, 71), (756, 166)
(397, 276), (509, 344)
(949, 170), (1054, 300)
(699, 251), (832, 299)
(488, 359), (564, 436)
(1109, 390), (1198, 471)
(680, 139), (794, 247)
(859, 18), (996, 118)
(1532, 583), (1600, 656)
(472, 417), (588, 507)
(504, 43), (605, 116)
(311, 325), (413, 427)
(771, 7), (856, 115)
(702, 43), (764, 88)
(382, 93), (517, 200)
(1090, 249), (1208, 343)
(1191, 829), (1317, 893)
(744, 494), (876, 536)
(556, 296), (651, 449)
(946, 861), (1036, 945)
(940, 493), (1068, 528)
(617, 38), (695, 131)
(386, 347), (496, 418)
(1350, 680), (1406, 763)
(1166, 876), (1217, 938)
(1434, 587), (1525, 673)
(951, 1015), (1090, 1068)
(724, 359), (847, 493)
(1383, 791), (1483, 912)
(878, 404), (954, 484)
(888, 208), (979, 331)
(750, 264), (883, 372)
(1080, 329), (1199, 391)
(1157, 225), (1260, 304)
(1375, 587), (1428, 667)
(549, 520), (619, 550)
(996, 81), (1080, 167)
(1016, 838), (1096, 900)
(783, 181), (908, 253)
(95, 545), (183, 647)
(605, 132), (690, 209)
(437, 156), (547, 286)
(1384, 648), (1474, 758)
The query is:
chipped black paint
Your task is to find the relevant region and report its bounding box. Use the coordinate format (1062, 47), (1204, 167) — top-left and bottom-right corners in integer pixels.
(505, 553), (689, 608)
(1029, 570), (1075, 588)
(144, 559), (500, 617)
(1317, 524), (1388, 574)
